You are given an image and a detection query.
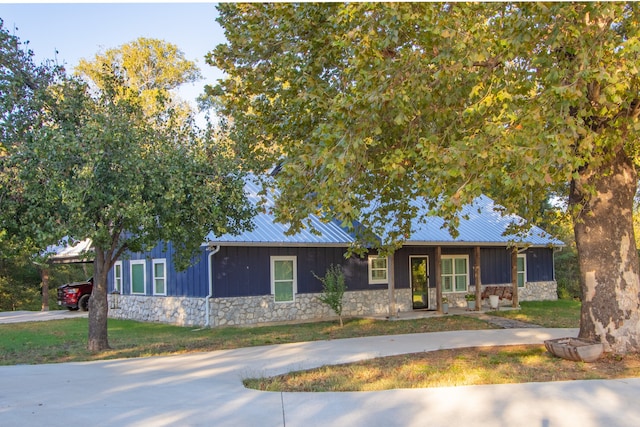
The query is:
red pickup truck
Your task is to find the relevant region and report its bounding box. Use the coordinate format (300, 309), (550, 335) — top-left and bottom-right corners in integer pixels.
(57, 278), (93, 311)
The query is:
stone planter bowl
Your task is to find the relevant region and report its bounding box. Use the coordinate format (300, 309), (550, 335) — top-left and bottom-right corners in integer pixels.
(544, 337), (604, 363)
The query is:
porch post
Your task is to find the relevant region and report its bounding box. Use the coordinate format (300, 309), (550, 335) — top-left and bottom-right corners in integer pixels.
(435, 246), (443, 313)
(474, 246), (482, 311)
(511, 247), (519, 308)
(388, 254), (397, 318)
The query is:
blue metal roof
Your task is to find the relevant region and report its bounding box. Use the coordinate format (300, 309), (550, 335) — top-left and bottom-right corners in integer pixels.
(400, 195), (563, 247)
(205, 178), (563, 248)
(205, 178), (354, 246)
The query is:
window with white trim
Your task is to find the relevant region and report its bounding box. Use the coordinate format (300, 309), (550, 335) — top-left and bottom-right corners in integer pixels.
(368, 256), (388, 284)
(271, 256), (297, 302)
(517, 254), (527, 287)
(153, 259), (167, 295)
(113, 261), (122, 293)
(441, 255), (469, 293)
(130, 260), (146, 295)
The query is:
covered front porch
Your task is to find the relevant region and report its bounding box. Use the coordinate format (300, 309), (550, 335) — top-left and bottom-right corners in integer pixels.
(389, 245), (530, 317)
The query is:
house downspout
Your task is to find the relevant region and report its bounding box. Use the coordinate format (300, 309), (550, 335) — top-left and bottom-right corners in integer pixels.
(205, 245), (220, 328)
(387, 254), (397, 318)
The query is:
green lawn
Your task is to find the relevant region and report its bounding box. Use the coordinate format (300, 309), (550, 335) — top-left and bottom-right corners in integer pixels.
(0, 299), (579, 366)
(489, 299), (581, 328)
(0, 315), (494, 365)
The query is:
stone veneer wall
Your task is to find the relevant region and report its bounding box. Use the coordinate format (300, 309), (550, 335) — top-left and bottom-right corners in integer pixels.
(107, 282), (556, 326)
(516, 281), (558, 302)
(108, 288), (413, 328)
(108, 294), (207, 327)
(211, 289), (412, 327)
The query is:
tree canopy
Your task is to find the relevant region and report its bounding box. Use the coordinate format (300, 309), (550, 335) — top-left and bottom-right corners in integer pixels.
(2, 33), (254, 350)
(77, 37), (201, 92)
(210, 3), (640, 235)
(76, 37), (201, 119)
(0, 19), (64, 249)
(210, 3), (640, 353)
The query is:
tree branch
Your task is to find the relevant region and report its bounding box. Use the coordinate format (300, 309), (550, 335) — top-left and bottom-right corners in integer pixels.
(472, 57), (503, 70)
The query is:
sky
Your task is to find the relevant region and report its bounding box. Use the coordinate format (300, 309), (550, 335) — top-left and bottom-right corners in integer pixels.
(0, 2), (227, 116)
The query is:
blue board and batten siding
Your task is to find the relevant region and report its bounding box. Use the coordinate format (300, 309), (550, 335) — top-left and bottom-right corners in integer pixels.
(109, 245), (372, 297)
(109, 242), (209, 297)
(212, 246), (382, 298)
(109, 243), (556, 298)
(480, 247), (555, 284)
(523, 247), (556, 282)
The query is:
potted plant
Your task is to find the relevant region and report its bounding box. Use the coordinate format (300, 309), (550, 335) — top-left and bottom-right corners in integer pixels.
(489, 294), (500, 310)
(441, 296), (449, 314)
(465, 293), (476, 310)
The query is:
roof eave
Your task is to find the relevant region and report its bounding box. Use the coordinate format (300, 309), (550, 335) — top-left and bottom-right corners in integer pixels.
(201, 241), (353, 248)
(48, 256), (94, 265)
(200, 240), (563, 249)
(401, 240), (564, 248)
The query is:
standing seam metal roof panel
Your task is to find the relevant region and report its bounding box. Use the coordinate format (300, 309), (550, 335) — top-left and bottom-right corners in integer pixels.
(403, 195), (563, 246)
(205, 178), (354, 245)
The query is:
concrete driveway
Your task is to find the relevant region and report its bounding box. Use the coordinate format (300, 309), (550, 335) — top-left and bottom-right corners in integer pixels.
(0, 310), (88, 324)
(2, 326), (639, 427)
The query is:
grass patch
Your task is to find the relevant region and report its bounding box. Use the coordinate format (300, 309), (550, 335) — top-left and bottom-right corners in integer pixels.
(0, 315), (494, 365)
(489, 300), (581, 328)
(244, 345), (640, 392)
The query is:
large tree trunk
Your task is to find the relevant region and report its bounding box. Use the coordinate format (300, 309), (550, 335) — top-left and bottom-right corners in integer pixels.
(570, 148), (640, 354)
(88, 249), (110, 351)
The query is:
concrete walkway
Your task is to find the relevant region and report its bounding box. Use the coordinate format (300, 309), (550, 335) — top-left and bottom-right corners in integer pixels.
(2, 326), (640, 427)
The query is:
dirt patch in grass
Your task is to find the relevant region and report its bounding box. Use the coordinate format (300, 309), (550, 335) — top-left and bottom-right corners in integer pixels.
(244, 345), (640, 392)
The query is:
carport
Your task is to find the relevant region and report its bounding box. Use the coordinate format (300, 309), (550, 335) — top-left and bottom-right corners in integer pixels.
(36, 239), (94, 311)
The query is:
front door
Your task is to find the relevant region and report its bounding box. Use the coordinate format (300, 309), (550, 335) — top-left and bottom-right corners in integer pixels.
(410, 256), (430, 309)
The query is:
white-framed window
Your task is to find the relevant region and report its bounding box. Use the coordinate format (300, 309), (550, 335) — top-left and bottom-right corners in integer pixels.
(441, 255), (469, 293)
(368, 256), (388, 284)
(130, 260), (146, 295)
(517, 254), (527, 287)
(113, 261), (123, 293)
(153, 259), (167, 296)
(271, 256), (297, 302)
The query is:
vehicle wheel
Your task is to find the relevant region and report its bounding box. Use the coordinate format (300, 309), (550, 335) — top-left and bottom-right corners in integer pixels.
(78, 294), (90, 311)
(67, 306), (79, 311)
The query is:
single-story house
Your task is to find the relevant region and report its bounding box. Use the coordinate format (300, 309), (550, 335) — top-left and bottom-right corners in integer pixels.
(107, 178), (563, 327)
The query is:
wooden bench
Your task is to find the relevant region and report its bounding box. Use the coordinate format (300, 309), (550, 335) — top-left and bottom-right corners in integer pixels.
(481, 285), (513, 301)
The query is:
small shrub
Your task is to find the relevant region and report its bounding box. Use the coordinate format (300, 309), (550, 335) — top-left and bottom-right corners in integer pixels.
(314, 264), (347, 327)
